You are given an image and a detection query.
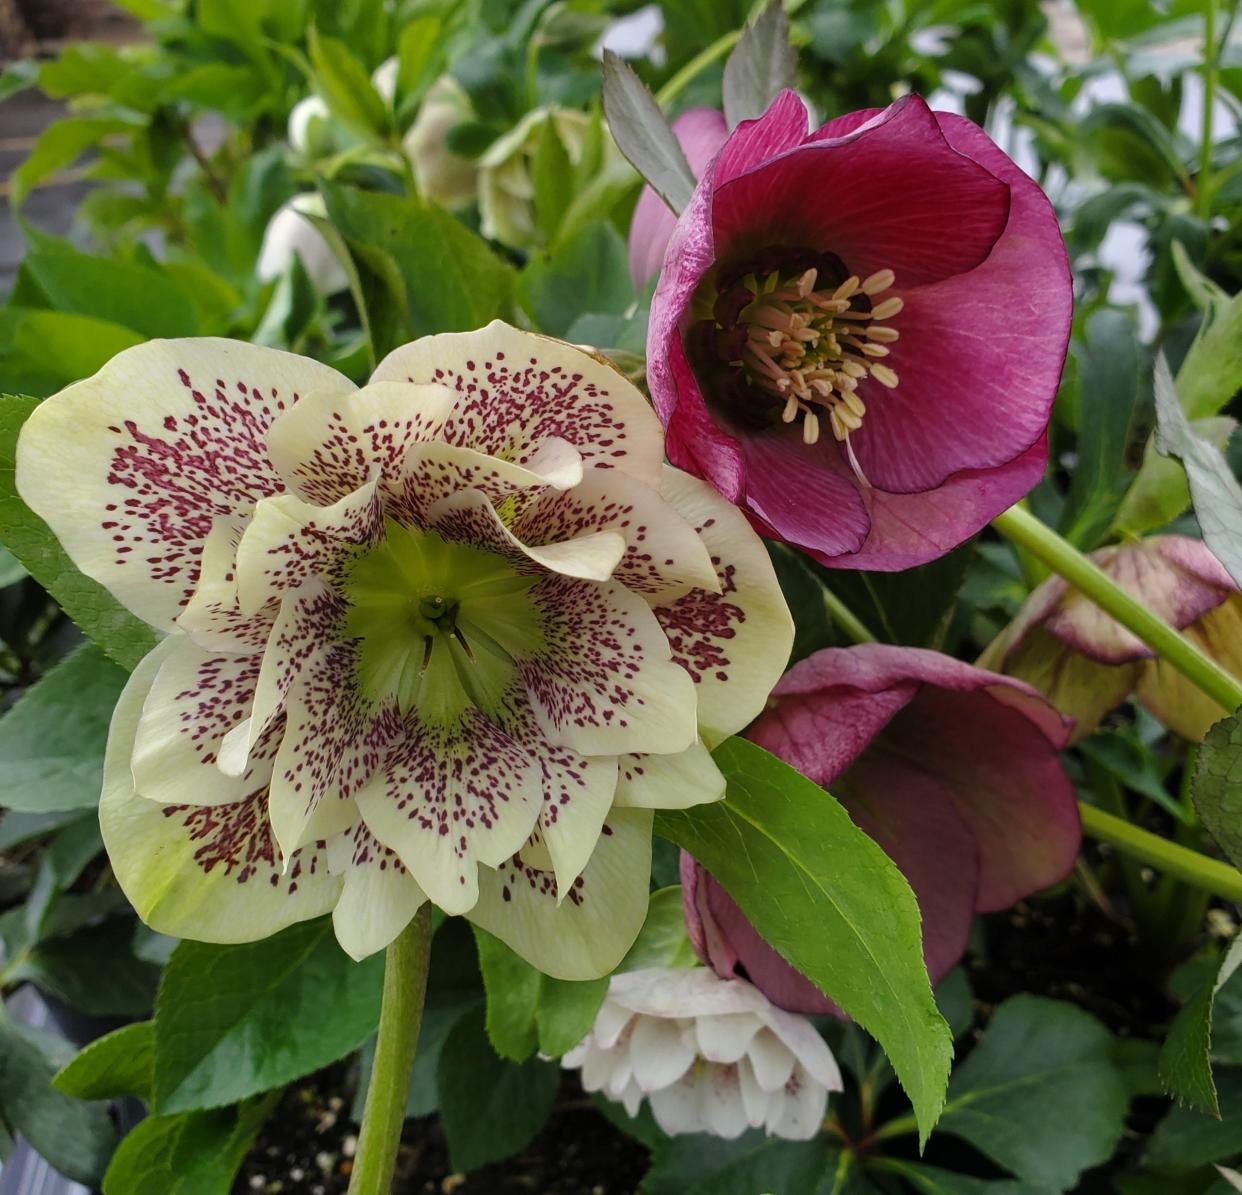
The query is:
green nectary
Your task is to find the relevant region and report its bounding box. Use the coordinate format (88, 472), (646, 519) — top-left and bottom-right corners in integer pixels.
(343, 520), (543, 721)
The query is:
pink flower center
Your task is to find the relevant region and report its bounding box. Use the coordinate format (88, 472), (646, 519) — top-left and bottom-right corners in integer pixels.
(691, 250), (903, 482)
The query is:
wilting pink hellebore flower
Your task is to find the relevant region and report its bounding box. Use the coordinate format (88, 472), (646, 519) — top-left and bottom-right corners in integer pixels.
(629, 108), (729, 290)
(682, 644), (1081, 1013)
(984, 535), (1242, 743)
(646, 92), (1071, 571)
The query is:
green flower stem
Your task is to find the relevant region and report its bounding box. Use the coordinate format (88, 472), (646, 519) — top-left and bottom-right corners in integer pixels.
(655, 0), (810, 107)
(1079, 803), (1242, 903)
(992, 504), (1242, 714)
(654, 30), (740, 106)
(1197, 0), (1218, 219)
(348, 904), (434, 1195)
(821, 583), (877, 645)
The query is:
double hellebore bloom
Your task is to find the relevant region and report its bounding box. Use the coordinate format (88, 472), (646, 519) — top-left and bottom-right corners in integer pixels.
(17, 323), (792, 978)
(561, 966), (842, 1139)
(645, 92), (1071, 570)
(984, 535), (1242, 743)
(682, 645), (1080, 1010)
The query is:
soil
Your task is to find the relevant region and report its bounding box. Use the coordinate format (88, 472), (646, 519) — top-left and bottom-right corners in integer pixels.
(234, 1070), (649, 1195)
(234, 876), (1196, 1195)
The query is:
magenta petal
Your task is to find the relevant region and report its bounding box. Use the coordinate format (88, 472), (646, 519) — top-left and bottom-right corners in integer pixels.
(849, 111), (1070, 493)
(816, 435), (1049, 573)
(629, 108), (729, 289)
(875, 684), (1080, 911)
(756, 644), (1078, 910)
(740, 432), (870, 559)
(835, 755), (980, 985)
(712, 95), (1010, 287)
(1038, 536), (1235, 664)
(1155, 535), (1238, 591)
(663, 336), (747, 503)
(749, 676), (919, 786)
(713, 89), (809, 185)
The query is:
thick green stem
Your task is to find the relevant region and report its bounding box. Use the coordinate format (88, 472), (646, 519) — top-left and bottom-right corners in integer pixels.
(1079, 803), (1242, 903)
(1198, 0), (1218, 219)
(348, 904), (434, 1195)
(992, 505), (1242, 714)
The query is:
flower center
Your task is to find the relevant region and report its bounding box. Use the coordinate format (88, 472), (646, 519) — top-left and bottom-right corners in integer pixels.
(691, 249), (902, 480)
(343, 520), (542, 722)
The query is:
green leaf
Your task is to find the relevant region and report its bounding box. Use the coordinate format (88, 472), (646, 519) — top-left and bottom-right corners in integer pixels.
(879, 1160), (1048, 1194)
(656, 737), (952, 1146)
(102, 1093), (277, 1195)
(619, 885), (698, 972)
(937, 995), (1129, 1190)
(521, 221), (635, 339)
(1193, 713), (1242, 870)
(1154, 354), (1242, 587)
(6, 309), (146, 388)
(1113, 417), (1237, 538)
(153, 918), (384, 1114)
(1146, 1069), (1242, 1172)
(473, 926), (607, 1061)
(54, 1021), (155, 1102)
(1173, 244), (1242, 421)
(601, 51), (695, 214)
(320, 182), (513, 359)
(473, 925), (541, 1061)
(0, 1016), (117, 1184)
(722, 1), (797, 128)
(642, 1132), (849, 1195)
(11, 116), (136, 208)
(164, 64), (266, 120)
(9, 914), (161, 1016)
(1161, 936), (1242, 1115)
(395, 16), (442, 108)
(307, 27), (393, 144)
(537, 974), (608, 1058)
(531, 116), (575, 246)
(1059, 310), (1143, 550)
(0, 643), (128, 812)
(436, 1006), (559, 1173)
(0, 394), (159, 669)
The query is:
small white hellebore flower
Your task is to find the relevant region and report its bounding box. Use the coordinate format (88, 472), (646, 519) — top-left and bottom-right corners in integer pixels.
(478, 107), (615, 251)
(256, 194), (349, 295)
(287, 95), (336, 158)
(563, 967), (842, 1138)
(403, 75), (481, 211)
(16, 324), (792, 979)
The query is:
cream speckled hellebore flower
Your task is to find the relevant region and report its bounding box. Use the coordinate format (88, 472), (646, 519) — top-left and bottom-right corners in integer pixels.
(17, 323), (792, 978)
(561, 967), (842, 1139)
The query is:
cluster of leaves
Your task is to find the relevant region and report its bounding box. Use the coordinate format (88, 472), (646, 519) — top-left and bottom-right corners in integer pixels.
(1, 0), (1242, 1191)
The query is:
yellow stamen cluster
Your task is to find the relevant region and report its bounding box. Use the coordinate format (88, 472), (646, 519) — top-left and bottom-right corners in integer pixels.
(736, 266), (902, 463)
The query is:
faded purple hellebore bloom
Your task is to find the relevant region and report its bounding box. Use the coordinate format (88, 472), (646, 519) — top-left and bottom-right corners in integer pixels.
(642, 91), (1072, 571)
(983, 535), (1242, 743)
(681, 644), (1081, 1013)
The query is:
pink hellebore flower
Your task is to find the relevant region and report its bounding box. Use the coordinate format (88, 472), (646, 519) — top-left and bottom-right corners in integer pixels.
(682, 644), (1081, 1013)
(646, 92), (1071, 571)
(986, 535), (1242, 743)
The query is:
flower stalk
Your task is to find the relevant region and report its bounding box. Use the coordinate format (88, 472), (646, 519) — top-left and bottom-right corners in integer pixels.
(992, 504), (1242, 714)
(348, 904), (434, 1195)
(1078, 803), (1242, 904)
